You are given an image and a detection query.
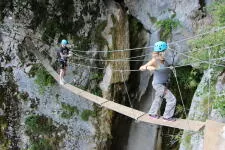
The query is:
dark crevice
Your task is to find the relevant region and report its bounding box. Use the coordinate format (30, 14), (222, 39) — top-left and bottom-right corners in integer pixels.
(198, 0), (207, 18)
(110, 15), (147, 150)
(199, 0), (206, 10)
(114, 0), (128, 11)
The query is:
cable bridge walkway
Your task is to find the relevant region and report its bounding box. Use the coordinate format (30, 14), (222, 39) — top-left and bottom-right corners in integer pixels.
(2, 22), (225, 149)
(34, 49), (225, 150)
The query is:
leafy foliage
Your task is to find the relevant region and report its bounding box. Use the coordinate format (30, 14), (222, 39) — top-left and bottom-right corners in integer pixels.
(214, 95), (225, 116)
(34, 65), (55, 93)
(156, 19), (180, 40)
(170, 66), (203, 118)
(81, 109), (96, 121)
(29, 138), (52, 150)
(61, 102), (79, 119)
(209, 0), (225, 25)
(25, 115), (65, 150)
(25, 115), (55, 135)
(187, 0), (225, 116)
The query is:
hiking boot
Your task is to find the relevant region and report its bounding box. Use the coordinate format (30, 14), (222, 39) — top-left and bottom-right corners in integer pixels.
(149, 114), (160, 119)
(163, 117), (176, 122)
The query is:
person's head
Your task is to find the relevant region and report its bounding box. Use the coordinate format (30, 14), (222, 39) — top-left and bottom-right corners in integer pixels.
(61, 39), (68, 47)
(153, 41), (167, 60)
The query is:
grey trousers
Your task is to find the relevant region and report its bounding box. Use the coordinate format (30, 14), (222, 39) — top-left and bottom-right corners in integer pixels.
(148, 84), (176, 118)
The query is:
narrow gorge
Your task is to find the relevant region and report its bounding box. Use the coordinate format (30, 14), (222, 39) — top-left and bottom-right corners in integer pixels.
(1, 0), (225, 149)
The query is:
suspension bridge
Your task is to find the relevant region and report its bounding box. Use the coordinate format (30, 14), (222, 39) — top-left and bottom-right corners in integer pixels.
(1, 24), (225, 150)
(32, 47), (225, 150)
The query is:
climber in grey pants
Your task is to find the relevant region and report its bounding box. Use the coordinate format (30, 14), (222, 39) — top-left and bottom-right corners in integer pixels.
(139, 41), (176, 121)
(149, 84), (176, 119)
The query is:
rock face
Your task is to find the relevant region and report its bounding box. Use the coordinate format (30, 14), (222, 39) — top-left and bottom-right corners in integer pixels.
(180, 68), (225, 150)
(0, 0), (137, 149)
(124, 0), (202, 31)
(1, 0), (110, 149)
(1, 0), (224, 150)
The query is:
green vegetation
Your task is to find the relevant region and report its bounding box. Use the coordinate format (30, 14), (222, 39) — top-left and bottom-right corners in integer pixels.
(209, 0), (225, 25)
(25, 115), (65, 150)
(28, 64), (40, 77)
(25, 115), (55, 135)
(29, 138), (52, 150)
(156, 18), (180, 41)
(91, 87), (102, 97)
(90, 73), (103, 81)
(214, 95), (225, 116)
(183, 133), (193, 150)
(61, 102), (79, 119)
(0, 81), (19, 150)
(161, 67), (202, 149)
(17, 91), (29, 101)
(89, 73), (103, 97)
(34, 64), (55, 93)
(170, 66), (203, 118)
(81, 109), (96, 121)
(187, 0), (225, 116)
(0, 116), (9, 150)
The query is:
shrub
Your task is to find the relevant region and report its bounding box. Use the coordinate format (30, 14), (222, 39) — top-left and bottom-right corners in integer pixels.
(34, 65), (55, 93)
(156, 19), (180, 40)
(25, 115), (55, 135)
(214, 95), (225, 116)
(187, 0), (225, 116)
(29, 138), (52, 150)
(61, 102), (79, 119)
(81, 109), (96, 121)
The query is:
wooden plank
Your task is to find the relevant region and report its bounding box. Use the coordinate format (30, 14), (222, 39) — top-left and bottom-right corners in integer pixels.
(63, 84), (108, 104)
(138, 114), (205, 131)
(63, 84), (85, 95)
(102, 101), (146, 119)
(204, 120), (225, 150)
(79, 91), (108, 105)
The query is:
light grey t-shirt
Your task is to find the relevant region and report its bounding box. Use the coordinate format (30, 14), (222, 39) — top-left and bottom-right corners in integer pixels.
(152, 60), (170, 85)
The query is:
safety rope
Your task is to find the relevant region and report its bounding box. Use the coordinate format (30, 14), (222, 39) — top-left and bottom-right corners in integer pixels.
(68, 26), (225, 53)
(72, 52), (149, 62)
(1, 23), (225, 54)
(171, 67), (191, 130)
(1, 23), (225, 130)
(207, 48), (211, 117)
(2, 30), (224, 74)
(178, 51), (225, 68)
(1, 29), (225, 67)
(120, 70), (137, 119)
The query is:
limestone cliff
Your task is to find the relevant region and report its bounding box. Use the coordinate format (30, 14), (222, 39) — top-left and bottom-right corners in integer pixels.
(1, 0), (225, 150)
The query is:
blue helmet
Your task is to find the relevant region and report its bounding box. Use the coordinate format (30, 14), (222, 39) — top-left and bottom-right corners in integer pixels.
(61, 39), (68, 45)
(154, 41), (167, 52)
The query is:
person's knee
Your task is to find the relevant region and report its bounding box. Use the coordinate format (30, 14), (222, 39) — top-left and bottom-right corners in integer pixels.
(168, 97), (176, 105)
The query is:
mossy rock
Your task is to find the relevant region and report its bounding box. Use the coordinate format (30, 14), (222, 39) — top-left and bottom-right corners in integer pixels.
(81, 109), (96, 121)
(60, 102), (79, 119)
(25, 115), (56, 135)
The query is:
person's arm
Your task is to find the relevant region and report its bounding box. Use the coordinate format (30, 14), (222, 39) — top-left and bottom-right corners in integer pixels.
(67, 50), (73, 57)
(60, 48), (72, 58)
(139, 58), (157, 71)
(59, 52), (68, 58)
